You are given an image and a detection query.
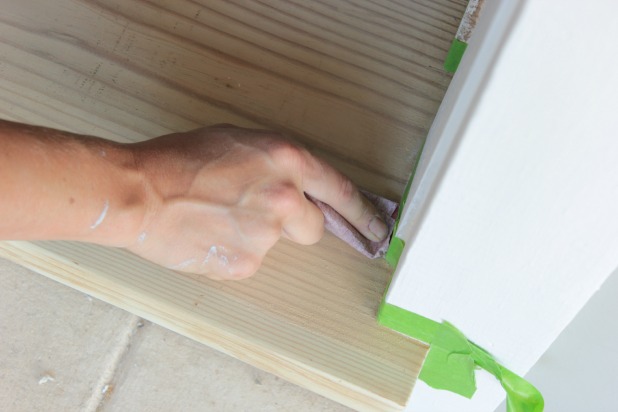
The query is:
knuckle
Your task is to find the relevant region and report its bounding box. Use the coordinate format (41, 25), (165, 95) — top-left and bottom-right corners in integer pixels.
(268, 182), (303, 215)
(338, 178), (357, 205)
(268, 141), (303, 168)
(356, 196), (371, 222)
(338, 179), (370, 222)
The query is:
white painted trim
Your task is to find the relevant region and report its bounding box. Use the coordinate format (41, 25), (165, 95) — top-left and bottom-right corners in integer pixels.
(395, 0), (521, 245)
(388, 0), (618, 410)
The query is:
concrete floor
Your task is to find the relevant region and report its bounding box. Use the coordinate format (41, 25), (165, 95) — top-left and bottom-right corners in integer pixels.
(0, 257), (352, 412)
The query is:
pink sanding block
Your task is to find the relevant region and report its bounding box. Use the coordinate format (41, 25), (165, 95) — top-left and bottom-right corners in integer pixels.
(307, 191), (398, 259)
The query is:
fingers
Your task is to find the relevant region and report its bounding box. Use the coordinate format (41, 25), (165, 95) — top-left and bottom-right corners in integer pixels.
(237, 132), (386, 242)
(300, 152), (388, 242)
(252, 179), (325, 245)
(281, 196), (325, 245)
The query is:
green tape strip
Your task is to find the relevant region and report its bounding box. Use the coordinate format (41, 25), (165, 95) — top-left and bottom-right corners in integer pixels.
(378, 299), (438, 344)
(444, 38), (468, 73)
(385, 132), (426, 269)
(385, 237), (405, 268)
(378, 302), (544, 411)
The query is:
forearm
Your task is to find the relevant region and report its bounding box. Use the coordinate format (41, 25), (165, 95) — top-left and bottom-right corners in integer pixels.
(0, 120), (147, 246)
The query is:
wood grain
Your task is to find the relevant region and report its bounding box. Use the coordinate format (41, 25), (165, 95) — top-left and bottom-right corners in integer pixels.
(0, 0), (465, 410)
(0, 238), (427, 411)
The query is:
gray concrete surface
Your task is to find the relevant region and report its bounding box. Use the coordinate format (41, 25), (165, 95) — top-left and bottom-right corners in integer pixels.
(0, 257), (352, 412)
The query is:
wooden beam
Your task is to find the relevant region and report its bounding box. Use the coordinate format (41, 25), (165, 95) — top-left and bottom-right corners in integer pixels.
(0, 238), (428, 411)
(0, 0), (466, 409)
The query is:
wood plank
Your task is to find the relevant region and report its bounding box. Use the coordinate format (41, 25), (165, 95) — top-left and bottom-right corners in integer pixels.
(0, 238), (427, 411)
(0, 0), (465, 409)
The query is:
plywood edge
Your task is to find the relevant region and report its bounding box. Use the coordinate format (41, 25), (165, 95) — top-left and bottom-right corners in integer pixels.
(0, 240), (426, 411)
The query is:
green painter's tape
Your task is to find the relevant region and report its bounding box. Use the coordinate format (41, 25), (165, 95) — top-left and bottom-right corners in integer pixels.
(419, 321), (477, 397)
(385, 134), (426, 269)
(394, 137), (420, 225)
(385, 237), (405, 268)
(378, 299), (438, 344)
(444, 38), (468, 73)
(378, 302), (544, 412)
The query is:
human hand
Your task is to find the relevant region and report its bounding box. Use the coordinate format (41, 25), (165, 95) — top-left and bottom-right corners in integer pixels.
(126, 125), (388, 280)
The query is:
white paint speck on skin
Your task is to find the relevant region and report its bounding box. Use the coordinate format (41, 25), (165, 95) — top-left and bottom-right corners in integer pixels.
(100, 149), (107, 157)
(38, 375), (55, 385)
(90, 200), (109, 229)
(170, 258), (197, 270)
(202, 245), (217, 265)
(202, 245), (233, 270)
(202, 245), (232, 269)
(137, 231), (147, 244)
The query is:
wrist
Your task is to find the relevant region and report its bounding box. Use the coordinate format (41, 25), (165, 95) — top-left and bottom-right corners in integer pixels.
(77, 139), (152, 248)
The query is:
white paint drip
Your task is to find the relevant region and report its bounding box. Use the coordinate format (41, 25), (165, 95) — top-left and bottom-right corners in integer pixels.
(90, 200), (109, 229)
(101, 384), (109, 394)
(137, 231), (147, 244)
(38, 375), (55, 385)
(170, 258), (197, 270)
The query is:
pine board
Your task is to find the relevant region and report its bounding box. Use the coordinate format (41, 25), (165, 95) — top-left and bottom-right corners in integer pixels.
(0, 0), (465, 410)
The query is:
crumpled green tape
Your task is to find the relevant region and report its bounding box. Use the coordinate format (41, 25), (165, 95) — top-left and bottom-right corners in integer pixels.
(419, 321), (477, 397)
(378, 303), (544, 412)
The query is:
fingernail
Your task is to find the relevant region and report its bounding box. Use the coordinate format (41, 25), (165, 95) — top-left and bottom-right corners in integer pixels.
(369, 216), (388, 241)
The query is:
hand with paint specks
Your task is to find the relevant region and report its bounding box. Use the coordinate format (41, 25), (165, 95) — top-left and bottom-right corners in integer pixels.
(125, 124), (388, 280)
(0, 121), (387, 280)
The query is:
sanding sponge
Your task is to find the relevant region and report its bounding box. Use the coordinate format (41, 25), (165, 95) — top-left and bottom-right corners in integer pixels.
(308, 191), (398, 259)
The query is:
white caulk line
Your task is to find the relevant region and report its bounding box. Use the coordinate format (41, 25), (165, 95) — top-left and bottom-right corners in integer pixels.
(90, 200), (109, 229)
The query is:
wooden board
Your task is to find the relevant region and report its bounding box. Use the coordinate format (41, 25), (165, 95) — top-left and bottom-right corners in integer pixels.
(0, 0), (465, 410)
